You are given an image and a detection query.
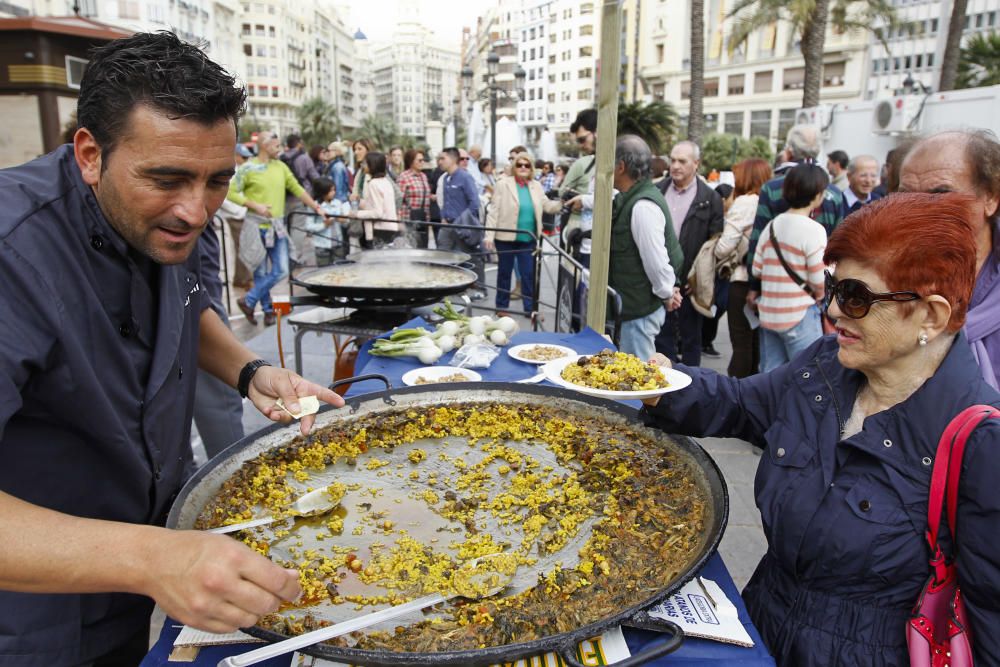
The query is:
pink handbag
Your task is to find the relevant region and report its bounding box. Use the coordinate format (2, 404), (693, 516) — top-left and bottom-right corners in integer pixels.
(908, 404), (1000, 667)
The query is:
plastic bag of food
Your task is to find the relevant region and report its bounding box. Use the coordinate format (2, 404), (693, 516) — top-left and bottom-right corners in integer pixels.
(451, 342), (501, 369)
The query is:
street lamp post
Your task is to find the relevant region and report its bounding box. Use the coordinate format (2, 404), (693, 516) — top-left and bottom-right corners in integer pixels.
(462, 50), (526, 165)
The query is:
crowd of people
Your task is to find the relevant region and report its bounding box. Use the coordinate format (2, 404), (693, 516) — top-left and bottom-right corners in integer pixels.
(1, 29), (1000, 667)
(221, 129), (580, 322)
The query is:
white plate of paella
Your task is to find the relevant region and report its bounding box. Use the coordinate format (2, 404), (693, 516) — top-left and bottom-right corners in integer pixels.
(542, 350), (692, 400)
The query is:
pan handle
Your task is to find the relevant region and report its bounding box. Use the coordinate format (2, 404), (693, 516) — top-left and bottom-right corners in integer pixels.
(328, 373), (396, 407)
(556, 621), (682, 667)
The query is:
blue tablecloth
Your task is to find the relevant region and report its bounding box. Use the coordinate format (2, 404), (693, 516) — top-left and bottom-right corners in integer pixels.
(142, 319), (775, 666)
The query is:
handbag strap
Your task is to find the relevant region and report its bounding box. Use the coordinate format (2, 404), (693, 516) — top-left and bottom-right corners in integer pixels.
(926, 404), (1000, 580)
(767, 222), (815, 298)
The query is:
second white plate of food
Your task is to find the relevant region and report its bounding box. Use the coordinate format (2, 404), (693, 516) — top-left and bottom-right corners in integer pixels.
(506, 343), (577, 365)
(401, 366), (483, 386)
(541, 352), (692, 400)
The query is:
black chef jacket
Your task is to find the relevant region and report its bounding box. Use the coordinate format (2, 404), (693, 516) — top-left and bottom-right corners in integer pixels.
(0, 145), (209, 664)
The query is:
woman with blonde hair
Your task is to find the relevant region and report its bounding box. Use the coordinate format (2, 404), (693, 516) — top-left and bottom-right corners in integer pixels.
(483, 151), (562, 315)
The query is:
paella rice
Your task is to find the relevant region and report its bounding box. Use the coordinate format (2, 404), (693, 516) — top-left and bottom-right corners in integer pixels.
(195, 402), (708, 653)
(561, 349), (669, 392)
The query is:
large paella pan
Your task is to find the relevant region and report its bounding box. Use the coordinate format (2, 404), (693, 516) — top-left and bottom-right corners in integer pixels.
(168, 380), (728, 666)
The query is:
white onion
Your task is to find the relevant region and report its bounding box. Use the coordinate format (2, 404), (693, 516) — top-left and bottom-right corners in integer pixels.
(495, 316), (517, 333)
(417, 347), (442, 364)
(489, 330), (508, 346)
(436, 335), (456, 353)
(437, 320), (461, 336)
(467, 317), (487, 336)
(463, 334), (484, 345)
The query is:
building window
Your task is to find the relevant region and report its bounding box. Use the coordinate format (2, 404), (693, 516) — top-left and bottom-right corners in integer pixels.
(242, 23), (251, 35)
(705, 77), (719, 97)
(248, 85), (255, 96)
(727, 74), (745, 95)
(579, 46), (593, 58)
(539, 46), (544, 57)
(255, 24), (265, 36)
(754, 70), (773, 94)
(577, 88), (592, 100)
(782, 67), (805, 91)
(724, 111), (744, 135)
(257, 64), (267, 76)
(268, 26), (275, 37)
(243, 44), (252, 56)
(681, 79), (690, 100)
(580, 25), (593, 36)
(777, 108), (796, 140)
(656, 44), (664, 63)
(272, 86), (279, 97)
(578, 67), (593, 78)
(704, 113), (719, 133)
(823, 61), (845, 87)
(256, 45), (267, 56)
(750, 110), (771, 138)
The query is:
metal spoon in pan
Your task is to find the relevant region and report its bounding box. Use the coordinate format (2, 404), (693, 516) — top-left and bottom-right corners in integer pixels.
(217, 552), (515, 667)
(208, 484), (345, 535)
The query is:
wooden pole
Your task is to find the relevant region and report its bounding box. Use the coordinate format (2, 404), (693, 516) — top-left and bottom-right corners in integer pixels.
(586, 0), (623, 334)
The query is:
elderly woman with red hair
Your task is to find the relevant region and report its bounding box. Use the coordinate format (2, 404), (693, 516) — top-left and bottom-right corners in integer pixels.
(641, 193), (1000, 666)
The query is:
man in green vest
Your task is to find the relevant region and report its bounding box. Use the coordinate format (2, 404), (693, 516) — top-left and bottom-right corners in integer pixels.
(609, 135), (684, 361)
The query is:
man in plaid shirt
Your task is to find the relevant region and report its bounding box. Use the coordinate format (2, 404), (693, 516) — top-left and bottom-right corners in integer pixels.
(746, 125), (846, 304)
(397, 149), (432, 247)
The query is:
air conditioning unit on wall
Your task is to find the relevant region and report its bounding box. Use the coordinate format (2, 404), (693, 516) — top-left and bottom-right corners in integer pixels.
(871, 95), (922, 134)
(795, 105), (832, 139)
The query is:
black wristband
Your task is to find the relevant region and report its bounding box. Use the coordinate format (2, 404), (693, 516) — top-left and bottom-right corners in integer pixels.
(238, 359), (271, 398)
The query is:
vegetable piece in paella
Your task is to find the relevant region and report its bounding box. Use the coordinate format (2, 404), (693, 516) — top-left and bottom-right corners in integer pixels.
(561, 349), (669, 392)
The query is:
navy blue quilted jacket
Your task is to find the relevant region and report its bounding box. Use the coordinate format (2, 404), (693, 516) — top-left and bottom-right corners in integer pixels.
(642, 334), (1000, 666)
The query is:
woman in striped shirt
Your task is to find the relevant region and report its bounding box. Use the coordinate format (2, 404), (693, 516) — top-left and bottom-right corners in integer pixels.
(751, 164), (829, 372)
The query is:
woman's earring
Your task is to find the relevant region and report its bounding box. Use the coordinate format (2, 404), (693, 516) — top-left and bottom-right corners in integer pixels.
(918, 332), (929, 347)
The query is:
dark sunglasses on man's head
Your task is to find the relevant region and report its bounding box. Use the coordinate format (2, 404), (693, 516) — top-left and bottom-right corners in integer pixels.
(823, 270), (921, 319)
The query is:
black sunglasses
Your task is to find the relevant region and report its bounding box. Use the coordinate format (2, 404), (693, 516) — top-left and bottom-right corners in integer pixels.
(824, 270), (921, 319)
(515, 162), (531, 168)
(575, 132), (593, 145)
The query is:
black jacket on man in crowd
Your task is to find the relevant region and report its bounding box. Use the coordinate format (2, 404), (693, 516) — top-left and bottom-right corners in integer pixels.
(655, 177), (724, 283)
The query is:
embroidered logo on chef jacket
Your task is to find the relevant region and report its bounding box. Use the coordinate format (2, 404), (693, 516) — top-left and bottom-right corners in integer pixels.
(184, 277), (201, 307)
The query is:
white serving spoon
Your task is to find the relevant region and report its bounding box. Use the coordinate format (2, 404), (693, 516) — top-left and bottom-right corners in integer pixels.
(208, 485), (344, 535)
(217, 553), (514, 667)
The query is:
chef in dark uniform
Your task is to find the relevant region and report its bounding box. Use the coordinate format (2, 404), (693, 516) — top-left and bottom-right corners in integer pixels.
(0, 32), (343, 666)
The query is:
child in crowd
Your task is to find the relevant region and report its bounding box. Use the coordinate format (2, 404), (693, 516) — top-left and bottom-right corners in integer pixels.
(305, 177), (349, 264)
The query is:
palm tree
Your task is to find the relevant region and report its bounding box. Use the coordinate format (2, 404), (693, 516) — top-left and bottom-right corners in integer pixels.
(238, 116), (269, 143)
(940, 0), (970, 91)
(728, 0), (896, 108)
(359, 114), (400, 151)
(688, 0), (706, 144)
(957, 32), (1000, 89)
(617, 100), (678, 154)
(297, 97), (341, 147)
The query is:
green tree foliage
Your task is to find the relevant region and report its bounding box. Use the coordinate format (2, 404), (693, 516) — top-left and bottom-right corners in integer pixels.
(238, 116), (269, 143)
(297, 97), (341, 147)
(616, 100), (678, 155)
(700, 133), (775, 173)
(728, 0), (896, 107)
(957, 32), (1000, 89)
(358, 114), (401, 151)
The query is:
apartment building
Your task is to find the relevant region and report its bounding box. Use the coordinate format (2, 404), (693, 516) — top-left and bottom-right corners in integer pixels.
(638, 0), (870, 145)
(867, 0), (999, 98)
(373, 13), (461, 139)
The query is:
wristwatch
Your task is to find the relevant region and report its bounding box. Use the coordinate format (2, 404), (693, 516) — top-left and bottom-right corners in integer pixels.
(238, 359), (272, 398)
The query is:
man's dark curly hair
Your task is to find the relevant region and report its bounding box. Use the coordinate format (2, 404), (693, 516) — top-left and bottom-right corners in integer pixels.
(77, 31), (246, 163)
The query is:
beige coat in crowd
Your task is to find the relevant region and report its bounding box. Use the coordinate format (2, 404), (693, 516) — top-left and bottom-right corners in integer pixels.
(484, 175), (562, 244)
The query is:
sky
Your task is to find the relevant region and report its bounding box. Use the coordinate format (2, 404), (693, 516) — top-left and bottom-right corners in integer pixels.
(346, 0), (495, 48)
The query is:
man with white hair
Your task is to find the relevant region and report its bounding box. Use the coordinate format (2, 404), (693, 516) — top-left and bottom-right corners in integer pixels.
(843, 154), (882, 215)
(745, 125), (846, 370)
(653, 140), (724, 366)
(899, 129), (1000, 389)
